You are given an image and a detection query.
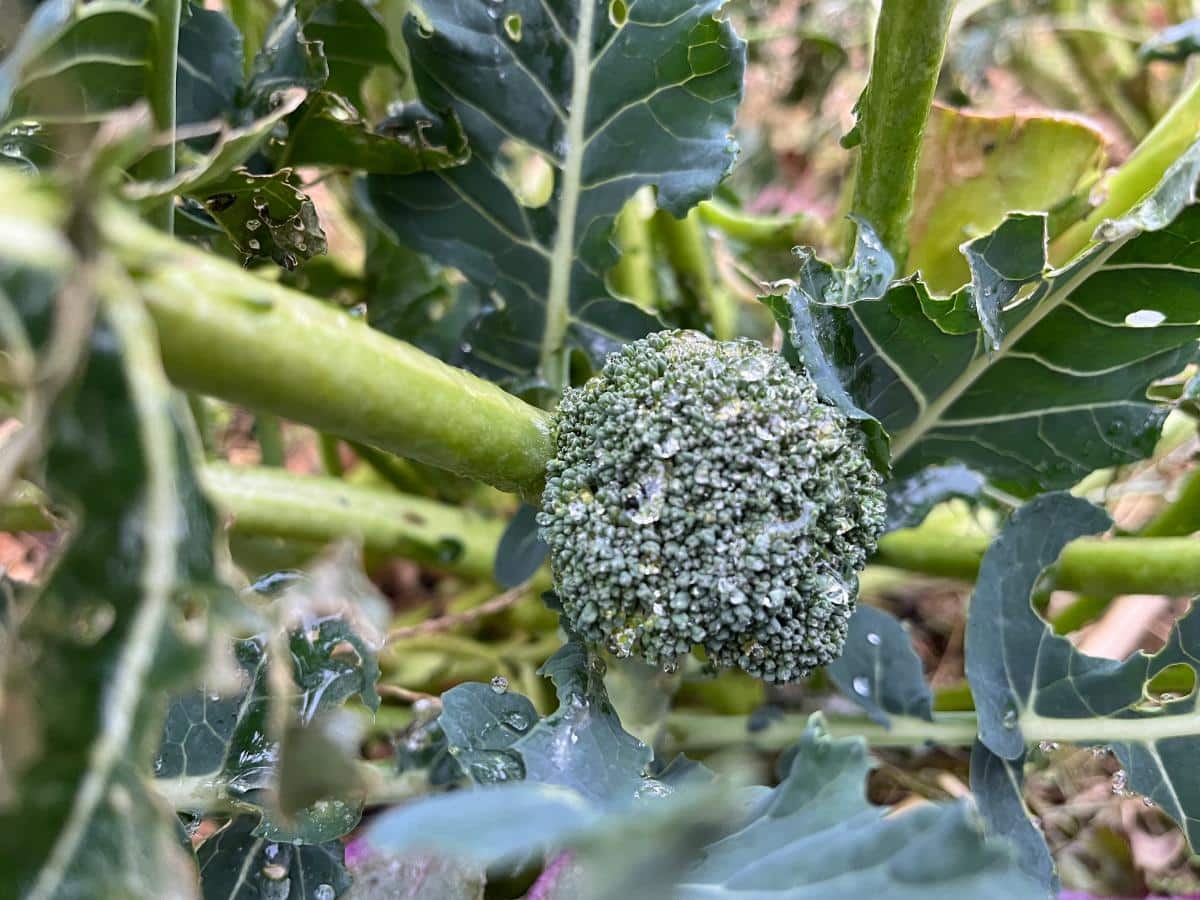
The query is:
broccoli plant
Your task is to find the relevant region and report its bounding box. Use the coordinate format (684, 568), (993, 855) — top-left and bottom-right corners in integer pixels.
(3, 0), (1200, 898)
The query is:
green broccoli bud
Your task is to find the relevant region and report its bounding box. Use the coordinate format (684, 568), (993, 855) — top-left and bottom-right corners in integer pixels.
(537, 330), (886, 683)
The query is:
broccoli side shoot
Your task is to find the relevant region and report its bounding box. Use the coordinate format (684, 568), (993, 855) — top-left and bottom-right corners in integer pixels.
(537, 330), (887, 683)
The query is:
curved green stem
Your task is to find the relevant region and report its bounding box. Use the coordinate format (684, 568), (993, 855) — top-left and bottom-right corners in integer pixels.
(652, 208), (736, 340)
(850, 0), (957, 264)
(100, 207), (554, 496)
(1052, 76), (1200, 263)
(875, 527), (1200, 596)
(202, 463), (505, 580)
(1141, 466), (1200, 537)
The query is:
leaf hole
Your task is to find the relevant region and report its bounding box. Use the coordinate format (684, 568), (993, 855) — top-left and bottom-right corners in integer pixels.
(503, 13), (522, 41)
(1143, 662), (1196, 707)
(1125, 308), (1166, 328)
(608, 0), (627, 27)
(497, 138), (555, 208)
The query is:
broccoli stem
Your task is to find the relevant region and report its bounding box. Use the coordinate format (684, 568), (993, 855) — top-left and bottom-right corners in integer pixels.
(849, 0), (956, 264)
(1052, 74), (1200, 263)
(201, 463), (506, 580)
(876, 527), (1200, 596)
(97, 205), (554, 496)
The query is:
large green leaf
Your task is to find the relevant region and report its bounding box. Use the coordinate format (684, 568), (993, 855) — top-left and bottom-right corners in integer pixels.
(176, 2), (245, 130)
(0, 278), (226, 897)
(2, 1), (153, 126)
(675, 718), (1040, 898)
(773, 140), (1200, 493)
(0, 0), (155, 170)
(156, 554), (383, 844)
(366, 716), (1041, 898)
(364, 0), (745, 387)
(964, 492), (1200, 870)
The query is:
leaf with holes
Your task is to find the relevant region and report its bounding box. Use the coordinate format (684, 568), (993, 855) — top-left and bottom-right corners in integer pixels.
(198, 167), (327, 269)
(155, 557), (382, 844)
(964, 492), (1200, 865)
(364, 0), (745, 388)
(772, 140), (1200, 493)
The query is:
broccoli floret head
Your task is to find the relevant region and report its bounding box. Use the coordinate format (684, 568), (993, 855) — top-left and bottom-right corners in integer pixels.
(537, 330), (887, 683)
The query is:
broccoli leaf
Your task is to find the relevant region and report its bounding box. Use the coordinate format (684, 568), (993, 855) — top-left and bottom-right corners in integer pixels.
(0, 284), (226, 896)
(196, 815), (350, 900)
(437, 641), (652, 806)
(827, 605), (934, 727)
(1139, 18), (1200, 63)
(964, 492), (1200, 859)
(494, 503), (548, 588)
(155, 553), (383, 844)
(907, 107), (1106, 294)
(773, 140), (1200, 493)
(970, 742), (1057, 891)
(367, 716), (1042, 897)
(364, 0), (745, 386)
(196, 167), (327, 269)
(176, 2), (245, 130)
(883, 463), (987, 531)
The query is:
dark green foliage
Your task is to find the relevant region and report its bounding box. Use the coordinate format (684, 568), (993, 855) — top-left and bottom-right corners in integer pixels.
(538, 330), (886, 682)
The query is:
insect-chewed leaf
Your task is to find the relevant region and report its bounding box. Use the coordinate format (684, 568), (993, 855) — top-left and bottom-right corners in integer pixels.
(379, 706), (1040, 896)
(908, 107), (1106, 294)
(965, 492), (1200, 857)
(364, 0), (745, 386)
(827, 605), (933, 726)
(774, 140), (1200, 493)
(196, 815), (350, 900)
(155, 556), (382, 844)
(198, 167), (327, 269)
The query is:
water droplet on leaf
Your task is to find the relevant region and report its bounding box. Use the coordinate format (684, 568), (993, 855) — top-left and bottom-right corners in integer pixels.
(490, 675), (509, 693)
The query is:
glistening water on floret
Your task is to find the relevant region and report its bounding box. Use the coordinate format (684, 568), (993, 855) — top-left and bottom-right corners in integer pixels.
(536, 330), (887, 683)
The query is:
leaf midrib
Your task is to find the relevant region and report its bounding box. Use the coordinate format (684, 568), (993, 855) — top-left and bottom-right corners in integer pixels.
(539, 0), (598, 385)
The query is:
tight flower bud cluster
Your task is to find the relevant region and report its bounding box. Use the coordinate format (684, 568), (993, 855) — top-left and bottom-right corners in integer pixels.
(537, 330), (886, 682)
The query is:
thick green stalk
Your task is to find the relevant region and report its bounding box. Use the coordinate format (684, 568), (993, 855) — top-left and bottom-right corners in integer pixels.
(876, 528), (1200, 596)
(850, 0), (957, 264)
(1052, 76), (1200, 263)
(144, 0), (181, 233)
(102, 209), (554, 496)
(202, 463), (504, 580)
